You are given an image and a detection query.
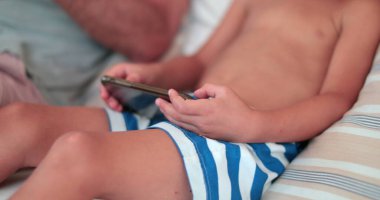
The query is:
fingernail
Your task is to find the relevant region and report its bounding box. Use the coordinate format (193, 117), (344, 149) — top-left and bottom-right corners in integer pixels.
(168, 89), (174, 96)
(155, 98), (161, 105)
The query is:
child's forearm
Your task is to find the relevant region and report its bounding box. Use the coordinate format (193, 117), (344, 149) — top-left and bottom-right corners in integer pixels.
(246, 93), (355, 143)
(152, 56), (205, 91)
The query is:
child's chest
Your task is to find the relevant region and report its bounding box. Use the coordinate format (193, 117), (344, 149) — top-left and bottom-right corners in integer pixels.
(242, 0), (345, 45)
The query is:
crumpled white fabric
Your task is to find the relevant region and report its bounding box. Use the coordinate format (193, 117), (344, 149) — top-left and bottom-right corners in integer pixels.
(0, 52), (45, 106)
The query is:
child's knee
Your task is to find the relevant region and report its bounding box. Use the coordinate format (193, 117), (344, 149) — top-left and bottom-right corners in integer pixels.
(48, 132), (103, 170)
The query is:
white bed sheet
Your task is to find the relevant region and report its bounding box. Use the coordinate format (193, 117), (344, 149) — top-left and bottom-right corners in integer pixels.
(1, 0), (378, 198)
(0, 170), (31, 199)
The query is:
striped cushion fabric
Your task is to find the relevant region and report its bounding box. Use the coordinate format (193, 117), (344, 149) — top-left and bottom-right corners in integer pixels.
(263, 62), (380, 199)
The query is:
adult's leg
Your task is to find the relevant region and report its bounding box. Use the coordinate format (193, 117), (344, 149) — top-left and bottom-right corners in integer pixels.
(0, 103), (109, 183)
(11, 129), (192, 199)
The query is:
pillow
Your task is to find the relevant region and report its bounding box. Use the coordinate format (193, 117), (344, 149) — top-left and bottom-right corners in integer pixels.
(180, 0), (232, 55)
(263, 55), (380, 199)
(164, 0), (231, 58)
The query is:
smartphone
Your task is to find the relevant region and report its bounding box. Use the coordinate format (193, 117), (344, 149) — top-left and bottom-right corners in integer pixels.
(101, 75), (193, 105)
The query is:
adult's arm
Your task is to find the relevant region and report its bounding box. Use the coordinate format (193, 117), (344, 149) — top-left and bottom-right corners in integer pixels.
(55, 0), (189, 61)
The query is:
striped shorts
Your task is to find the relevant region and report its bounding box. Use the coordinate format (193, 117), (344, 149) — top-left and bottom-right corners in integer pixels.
(106, 108), (302, 200)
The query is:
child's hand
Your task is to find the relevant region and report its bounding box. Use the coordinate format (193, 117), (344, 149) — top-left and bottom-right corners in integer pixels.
(100, 62), (157, 111)
(155, 84), (255, 142)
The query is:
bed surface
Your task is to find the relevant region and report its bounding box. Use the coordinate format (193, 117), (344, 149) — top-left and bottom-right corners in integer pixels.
(0, 0), (378, 198)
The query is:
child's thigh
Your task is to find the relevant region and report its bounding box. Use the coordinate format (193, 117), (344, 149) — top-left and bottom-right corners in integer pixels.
(92, 129), (192, 199)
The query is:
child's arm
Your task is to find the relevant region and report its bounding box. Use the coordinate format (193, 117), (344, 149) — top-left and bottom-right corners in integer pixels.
(150, 0), (248, 91)
(156, 0), (380, 143)
(101, 0), (247, 111)
(255, 0), (380, 142)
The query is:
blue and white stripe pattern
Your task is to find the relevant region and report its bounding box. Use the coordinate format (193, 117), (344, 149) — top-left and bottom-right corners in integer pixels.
(150, 122), (301, 199)
(105, 108), (301, 199)
(105, 108), (165, 131)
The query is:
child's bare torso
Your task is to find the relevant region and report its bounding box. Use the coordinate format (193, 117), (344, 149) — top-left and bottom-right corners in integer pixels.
(199, 0), (345, 109)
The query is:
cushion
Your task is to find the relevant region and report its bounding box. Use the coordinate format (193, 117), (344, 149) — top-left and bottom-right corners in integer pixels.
(180, 0), (232, 55)
(263, 53), (380, 200)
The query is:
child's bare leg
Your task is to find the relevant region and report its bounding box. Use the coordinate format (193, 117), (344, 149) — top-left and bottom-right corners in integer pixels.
(11, 129), (192, 200)
(0, 103), (109, 183)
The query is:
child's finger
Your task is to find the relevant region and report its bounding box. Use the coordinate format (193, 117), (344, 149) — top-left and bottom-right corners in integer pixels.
(168, 89), (193, 114)
(155, 98), (172, 113)
(104, 63), (127, 78)
(157, 97), (187, 120)
(126, 74), (142, 83)
(168, 89), (209, 116)
(100, 86), (109, 99)
(108, 97), (122, 111)
(194, 84), (220, 99)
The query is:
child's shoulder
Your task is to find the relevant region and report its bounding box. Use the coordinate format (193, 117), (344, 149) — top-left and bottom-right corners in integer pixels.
(339, 0), (380, 31)
(342, 0), (380, 18)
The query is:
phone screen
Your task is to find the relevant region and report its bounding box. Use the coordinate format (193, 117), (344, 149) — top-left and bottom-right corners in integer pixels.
(101, 76), (193, 112)
(102, 82), (155, 112)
